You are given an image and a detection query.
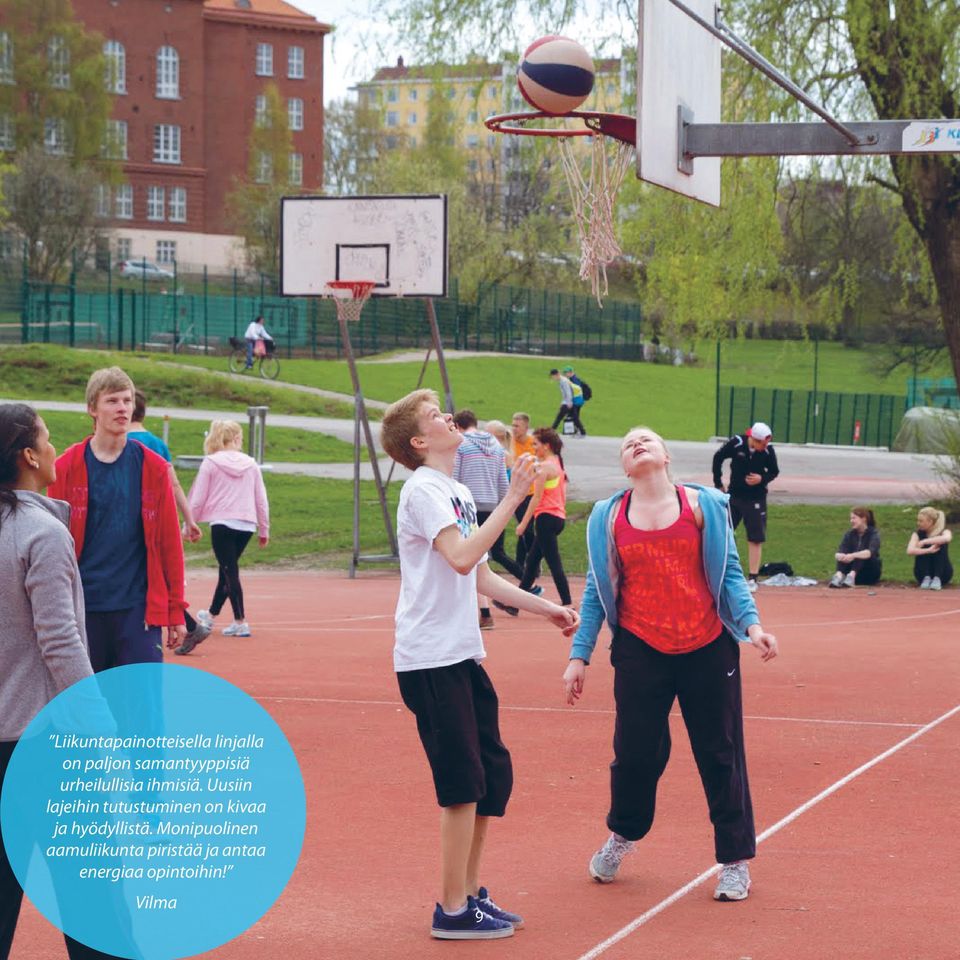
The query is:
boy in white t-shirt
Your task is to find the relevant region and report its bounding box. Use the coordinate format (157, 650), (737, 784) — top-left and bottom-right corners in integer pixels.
(381, 389), (579, 941)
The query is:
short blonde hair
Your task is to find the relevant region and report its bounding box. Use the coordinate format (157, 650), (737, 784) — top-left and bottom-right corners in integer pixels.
(917, 506), (946, 537)
(381, 389), (438, 471)
(86, 367), (135, 410)
(204, 419), (243, 455)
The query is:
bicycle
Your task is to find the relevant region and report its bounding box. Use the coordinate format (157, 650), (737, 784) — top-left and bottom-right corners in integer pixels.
(228, 337), (280, 380)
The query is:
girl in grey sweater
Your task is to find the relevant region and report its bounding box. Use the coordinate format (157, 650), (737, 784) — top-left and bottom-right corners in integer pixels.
(0, 403), (107, 960)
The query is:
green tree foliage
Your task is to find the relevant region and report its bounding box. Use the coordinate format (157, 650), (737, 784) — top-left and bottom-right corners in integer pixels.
(0, 0), (112, 165)
(323, 97), (389, 194)
(225, 83), (296, 275)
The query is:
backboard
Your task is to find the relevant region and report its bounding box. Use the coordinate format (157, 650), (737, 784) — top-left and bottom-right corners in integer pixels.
(280, 194), (448, 297)
(637, 0), (722, 206)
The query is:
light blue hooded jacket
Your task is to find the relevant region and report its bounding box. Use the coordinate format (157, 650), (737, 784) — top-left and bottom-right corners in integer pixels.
(569, 483), (760, 663)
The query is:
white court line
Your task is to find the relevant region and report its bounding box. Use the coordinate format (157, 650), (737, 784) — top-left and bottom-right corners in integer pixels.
(255, 696), (923, 728)
(573, 702), (960, 960)
(770, 606), (960, 630)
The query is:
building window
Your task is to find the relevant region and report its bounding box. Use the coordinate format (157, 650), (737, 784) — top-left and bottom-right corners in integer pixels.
(385, 135), (398, 149)
(289, 153), (302, 186)
(446, 86), (455, 99)
(255, 43), (273, 76)
(387, 87), (398, 103)
(116, 237), (131, 260)
(115, 184), (133, 219)
(409, 88), (418, 101)
(156, 46), (179, 98)
(104, 40), (126, 93)
(408, 112), (417, 125)
(0, 33), (13, 85)
(466, 134), (479, 148)
(467, 158), (478, 172)
(153, 124), (181, 163)
(288, 97), (303, 131)
(48, 36), (70, 89)
(385, 111), (398, 127)
(255, 94), (268, 127)
(0, 114), (14, 152)
(488, 84), (497, 98)
(96, 185), (111, 218)
(287, 46), (304, 79)
(147, 186), (165, 221)
(487, 133), (496, 148)
(409, 135), (416, 147)
(103, 119), (127, 159)
(487, 158), (496, 172)
(44, 118), (68, 155)
(255, 152), (272, 183)
(156, 240), (176, 264)
(468, 110), (478, 123)
(168, 187), (187, 223)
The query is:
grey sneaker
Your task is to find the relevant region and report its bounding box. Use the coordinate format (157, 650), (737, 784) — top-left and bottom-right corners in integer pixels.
(931, 576), (942, 591)
(828, 571), (844, 588)
(920, 576), (932, 590)
(713, 861), (751, 901)
(175, 620), (212, 656)
(842, 571), (856, 588)
(589, 833), (635, 883)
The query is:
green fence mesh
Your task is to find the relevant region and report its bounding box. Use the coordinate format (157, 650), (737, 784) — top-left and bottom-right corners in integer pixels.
(906, 377), (959, 409)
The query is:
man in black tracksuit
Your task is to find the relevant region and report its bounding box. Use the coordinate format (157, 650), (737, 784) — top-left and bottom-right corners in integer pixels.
(712, 422), (779, 590)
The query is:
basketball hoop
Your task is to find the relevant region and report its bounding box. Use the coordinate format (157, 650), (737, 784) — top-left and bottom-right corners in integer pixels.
(326, 280), (376, 323)
(486, 111), (635, 304)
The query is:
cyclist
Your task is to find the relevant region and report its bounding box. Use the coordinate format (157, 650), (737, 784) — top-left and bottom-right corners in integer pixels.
(243, 316), (273, 369)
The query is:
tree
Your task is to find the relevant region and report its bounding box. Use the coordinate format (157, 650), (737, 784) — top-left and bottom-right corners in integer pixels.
(324, 97), (390, 194)
(2, 144), (101, 281)
(225, 83), (296, 276)
(0, 0), (113, 165)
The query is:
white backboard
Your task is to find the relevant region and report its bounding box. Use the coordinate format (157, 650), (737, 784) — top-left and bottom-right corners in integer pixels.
(637, 0), (722, 206)
(280, 194), (448, 297)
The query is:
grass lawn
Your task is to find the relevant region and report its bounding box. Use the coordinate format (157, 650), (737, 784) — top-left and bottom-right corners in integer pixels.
(0, 344), (359, 420)
(38, 410), (355, 463)
(184, 471), (930, 585)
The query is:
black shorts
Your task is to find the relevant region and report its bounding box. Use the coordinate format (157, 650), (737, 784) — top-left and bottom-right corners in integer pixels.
(397, 659), (513, 815)
(729, 496), (767, 543)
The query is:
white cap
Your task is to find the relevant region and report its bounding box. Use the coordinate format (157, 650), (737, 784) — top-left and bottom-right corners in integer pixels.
(749, 422), (772, 441)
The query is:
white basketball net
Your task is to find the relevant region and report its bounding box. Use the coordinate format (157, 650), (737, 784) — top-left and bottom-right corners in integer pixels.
(556, 135), (634, 305)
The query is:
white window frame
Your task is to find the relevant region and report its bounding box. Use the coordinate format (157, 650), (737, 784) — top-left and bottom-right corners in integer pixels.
(289, 152), (303, 186)
(96, 185), (111, 218)
(255, 94), (268, 127)
(408, 112), (417, 125)
(255, 43), (273, 77)
(116, 237), (132, 260)
(168, 187), (187, 223)
(44, 118), (68, 155)
(156, 240), (176, 264)
(115, 184), (133, 219)
(104, 119), (127, 159)
(104, 40), (126, 94)
(466, 134), (479, 148)
(387, 87), (398, 103)
(147, 186), (165, 221)
(48, 36), (70, 89)
(0, 114), (14, 151)
(468, 110), (478, 123)
(287, 46), (304, 79)
(288, 97), (303, 131)
(255, 152), (272, 183)
(153, 124), (181, 164)
(156, 46), (179, 99)
(385, 111), (398, 128)
(409, 88), (418, 101)
(488, 85), (497, 99)
(0, 33), (13, 85)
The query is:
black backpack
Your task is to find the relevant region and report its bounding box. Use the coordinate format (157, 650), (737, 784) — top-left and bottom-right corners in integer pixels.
(579, 379), (593, 401)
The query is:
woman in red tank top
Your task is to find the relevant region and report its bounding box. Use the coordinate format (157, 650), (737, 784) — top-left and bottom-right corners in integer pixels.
(563, 426), (778, 902)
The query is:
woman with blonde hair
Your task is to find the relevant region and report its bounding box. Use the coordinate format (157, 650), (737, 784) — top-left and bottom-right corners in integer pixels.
(907, 506), (953, 590)
(484, 420), (514, 471)
(184, 420), (269, 646)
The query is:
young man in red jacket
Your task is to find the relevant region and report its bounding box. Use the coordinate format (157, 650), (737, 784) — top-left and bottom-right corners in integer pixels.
(49, 367), (186, 669)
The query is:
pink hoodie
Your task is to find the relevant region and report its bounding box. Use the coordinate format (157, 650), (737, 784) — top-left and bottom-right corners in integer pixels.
(187, 451), (270, 536)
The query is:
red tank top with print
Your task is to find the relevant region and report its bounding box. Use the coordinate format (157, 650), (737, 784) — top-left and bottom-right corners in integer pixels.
(615, 486), (723, 654)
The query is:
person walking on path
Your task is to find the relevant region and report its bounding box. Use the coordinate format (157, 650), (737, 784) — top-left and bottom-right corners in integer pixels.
(510, 413), (537, 571)
(564, 425), (777, 902)
(516, 428), (572, 607)
(828, 507), (882, 588)
(0, 404), (121, 960)
(549, 369), (586, 436)
(453, 410), (525, 628)
(712, 422), (779, 591)
(379, 388), (578, 940)
(186, 420), (269, 643)
(907, 506), (953, 590)
(243, 315), (273, 369)
(49, 368), (186, 670)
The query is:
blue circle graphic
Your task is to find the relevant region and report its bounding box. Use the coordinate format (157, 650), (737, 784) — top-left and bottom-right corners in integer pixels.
(0, 664), (305, 959)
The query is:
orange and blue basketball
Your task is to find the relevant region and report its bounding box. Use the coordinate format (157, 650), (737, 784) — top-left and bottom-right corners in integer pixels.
(517, 36), (595, 116)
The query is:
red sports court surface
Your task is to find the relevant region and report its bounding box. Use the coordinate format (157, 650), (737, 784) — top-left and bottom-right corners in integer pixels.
(12, 571), (960, 960)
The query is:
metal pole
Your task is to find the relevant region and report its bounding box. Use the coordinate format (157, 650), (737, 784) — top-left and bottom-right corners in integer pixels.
(714, 339), (721, 436)
(162, 414), (170, 447)
(351, 403), (361, 579)
(812, 336), (820, 424)
(258, 407), (267, 463)
(426, 298), (455, 413)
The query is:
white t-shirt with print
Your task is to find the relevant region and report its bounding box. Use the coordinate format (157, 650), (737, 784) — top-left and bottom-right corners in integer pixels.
(394, 466), (487, 672)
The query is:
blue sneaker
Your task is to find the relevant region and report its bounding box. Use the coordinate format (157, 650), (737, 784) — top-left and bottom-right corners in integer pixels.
(431, 896), (514, 940)
(476, 887), (524, 929)
(524, 585), (544, 597)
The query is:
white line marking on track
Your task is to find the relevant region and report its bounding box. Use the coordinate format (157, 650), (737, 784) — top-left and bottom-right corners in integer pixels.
(572, 702), (960, 960)
(254, 696), (923, 728)
(772, 607), (960, 629)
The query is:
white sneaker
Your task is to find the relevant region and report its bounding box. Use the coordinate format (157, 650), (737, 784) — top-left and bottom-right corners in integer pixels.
(828, 571), (844, 589)
(930, 576), (942, 591)
(713, 861), (751, 901)
(747, 578), (758, 593)
(589, 833), (635, 883)
(196, 609), (214, 626)
(920, 576), (931, 590)
(222, 621), (250, 637)
(843, 572), (856, 588)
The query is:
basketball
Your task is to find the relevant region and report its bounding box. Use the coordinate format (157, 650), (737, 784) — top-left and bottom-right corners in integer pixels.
(517, 35), (595, 115)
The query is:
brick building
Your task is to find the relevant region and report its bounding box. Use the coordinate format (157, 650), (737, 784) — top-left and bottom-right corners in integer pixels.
(72, 0), (329, 269)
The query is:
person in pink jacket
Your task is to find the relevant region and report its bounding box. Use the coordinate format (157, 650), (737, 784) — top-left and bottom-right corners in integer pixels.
(183, 420), (269, 647)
